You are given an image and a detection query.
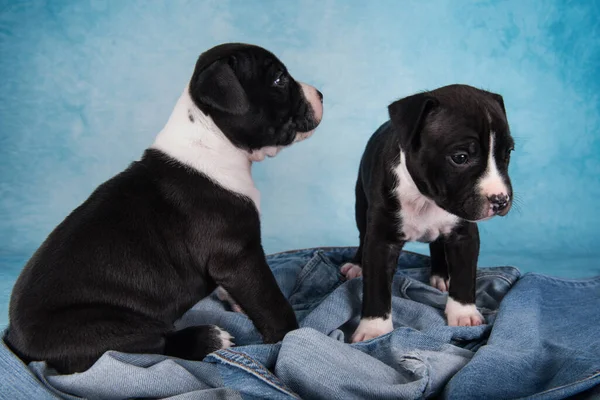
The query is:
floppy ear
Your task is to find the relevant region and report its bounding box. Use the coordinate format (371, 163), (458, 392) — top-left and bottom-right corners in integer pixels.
(191, 59), (250, 115)
(388, 93), (438, 151)
(489, 92), (506, 116)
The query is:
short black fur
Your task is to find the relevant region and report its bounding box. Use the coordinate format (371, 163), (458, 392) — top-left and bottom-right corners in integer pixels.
(5, 43), (322, 373)
(349, 84), (514, 326)
(6, 150), (297, 373)
(190, 43), (321, 151)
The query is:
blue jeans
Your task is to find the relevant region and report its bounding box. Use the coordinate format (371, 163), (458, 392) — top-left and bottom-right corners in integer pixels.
(0, 247), (598, 399)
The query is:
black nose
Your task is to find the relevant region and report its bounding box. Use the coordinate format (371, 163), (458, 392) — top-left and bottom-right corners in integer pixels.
(317, 90), (323, 103)
(489, 194), (509, 212)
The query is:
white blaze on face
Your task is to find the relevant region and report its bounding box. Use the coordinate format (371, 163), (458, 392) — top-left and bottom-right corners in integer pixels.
(478, 132), (509, 200)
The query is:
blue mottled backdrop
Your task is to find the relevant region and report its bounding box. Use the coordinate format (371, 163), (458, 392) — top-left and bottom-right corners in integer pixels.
(1, 0), (599, 326)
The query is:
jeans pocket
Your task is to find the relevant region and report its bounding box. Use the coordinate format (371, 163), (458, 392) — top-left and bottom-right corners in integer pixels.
(398, 275), (449, 311)
(288, 251), (344, 320)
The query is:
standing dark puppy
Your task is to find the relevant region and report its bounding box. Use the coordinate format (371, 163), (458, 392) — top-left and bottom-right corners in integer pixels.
(5, 43), (323, 373)
(341, 84), (513, 342)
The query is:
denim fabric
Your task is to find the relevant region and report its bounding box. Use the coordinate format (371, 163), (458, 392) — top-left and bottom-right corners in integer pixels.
(444, 273), (600, 400)
(0, 247), (597, 399)
(28, 352), (240, 400)
(0, 335), (59, 400)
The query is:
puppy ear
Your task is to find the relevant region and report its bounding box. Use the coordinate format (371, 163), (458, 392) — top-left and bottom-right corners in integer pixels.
(489, 93), (506, 116)
(191, 59), (250, 115)
(388, 93), (438, 151)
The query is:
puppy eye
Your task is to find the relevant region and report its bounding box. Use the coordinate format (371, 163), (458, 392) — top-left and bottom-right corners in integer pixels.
(272, 71), (287, 87)
(450, 152), (469, 165)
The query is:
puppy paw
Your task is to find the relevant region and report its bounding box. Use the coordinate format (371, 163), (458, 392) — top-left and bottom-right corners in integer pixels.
(445, 297), (484, 327)
(341, 262), (363, 280)
(165, 325), (234, 360)
(351, 317), (393, 343)
(214, 326), (234, 349)
(216, 286), (245, 314)
(430, 275), (449, 292)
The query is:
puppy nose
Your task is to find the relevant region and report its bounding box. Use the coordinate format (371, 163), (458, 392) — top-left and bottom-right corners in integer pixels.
(489, 194), (509, 212)
(317, 90), (323, 103)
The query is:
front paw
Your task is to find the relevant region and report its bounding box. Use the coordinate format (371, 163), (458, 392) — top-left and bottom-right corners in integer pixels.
(341, 262), (363, 280)
(445, 297), (484, 326)
(430, 275), (449, 292)
(213, 327), (234, 349)
(351, 317), (393, 343)
(165, 325), (234, 361)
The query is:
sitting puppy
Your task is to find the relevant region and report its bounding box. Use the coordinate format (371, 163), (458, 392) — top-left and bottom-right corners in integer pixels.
(5, 43), (323, 374)
(341, 84), (513, 342)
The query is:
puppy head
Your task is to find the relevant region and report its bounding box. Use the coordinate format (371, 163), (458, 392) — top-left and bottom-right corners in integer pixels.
(389, 84), (514, 222)
(188, 43), (323, 160)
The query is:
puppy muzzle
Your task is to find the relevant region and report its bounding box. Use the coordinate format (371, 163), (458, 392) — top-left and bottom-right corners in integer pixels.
(479, 194), (512, 220)
(294, 82), (323, 143)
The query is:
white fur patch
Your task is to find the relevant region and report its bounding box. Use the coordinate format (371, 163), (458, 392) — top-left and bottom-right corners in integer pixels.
(445, 296), (484, 327)
(215, 327), (234, 348)
(151, 86), (261, 211)
(477, 132), (509, 201)
(430, 275), (449, 292)
(151, 82), (321, 212)
(299, 82), (323, 125)
(282, 82), (323, 145)
(351, 316), (393, 343)
(340, 262), (362, 279)
(393, 151), (459, 242)
(247, 146), (283, 162)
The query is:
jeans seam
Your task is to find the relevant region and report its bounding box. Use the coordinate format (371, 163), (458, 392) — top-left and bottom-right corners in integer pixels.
(268, 246), (431, 261)
(522, 273), (600, 287)
(289, 250), (342, 296)
(289, 252), (322, 295)
(521, 371), (600, 399)
(399, 277), (412, 298)
(213, 350), (300, 398)
(476, 274), (514, 286)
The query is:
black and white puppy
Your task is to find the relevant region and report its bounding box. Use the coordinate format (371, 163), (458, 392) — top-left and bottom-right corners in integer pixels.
(340, 84), (513, 342)
(5, 43), (323, 373)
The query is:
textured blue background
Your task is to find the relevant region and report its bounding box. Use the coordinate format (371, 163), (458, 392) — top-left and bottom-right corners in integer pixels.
(1, 0), (599, 326)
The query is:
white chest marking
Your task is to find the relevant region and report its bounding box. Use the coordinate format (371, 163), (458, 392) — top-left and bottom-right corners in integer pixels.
(151, 86), (261, 211)
(393, 151), (459, 242)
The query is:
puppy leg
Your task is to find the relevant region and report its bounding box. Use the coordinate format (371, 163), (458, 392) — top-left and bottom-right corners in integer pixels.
(165, 325), (233, 360)
(352, 209), (403, 342)
(15, 309), (226, 374)
(342, 177), (368, 280)
(443, 222), (484, 326)
(210, 248), (298, 343)
(352, 237), (402, 342)
(429, 239), (449, 292)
